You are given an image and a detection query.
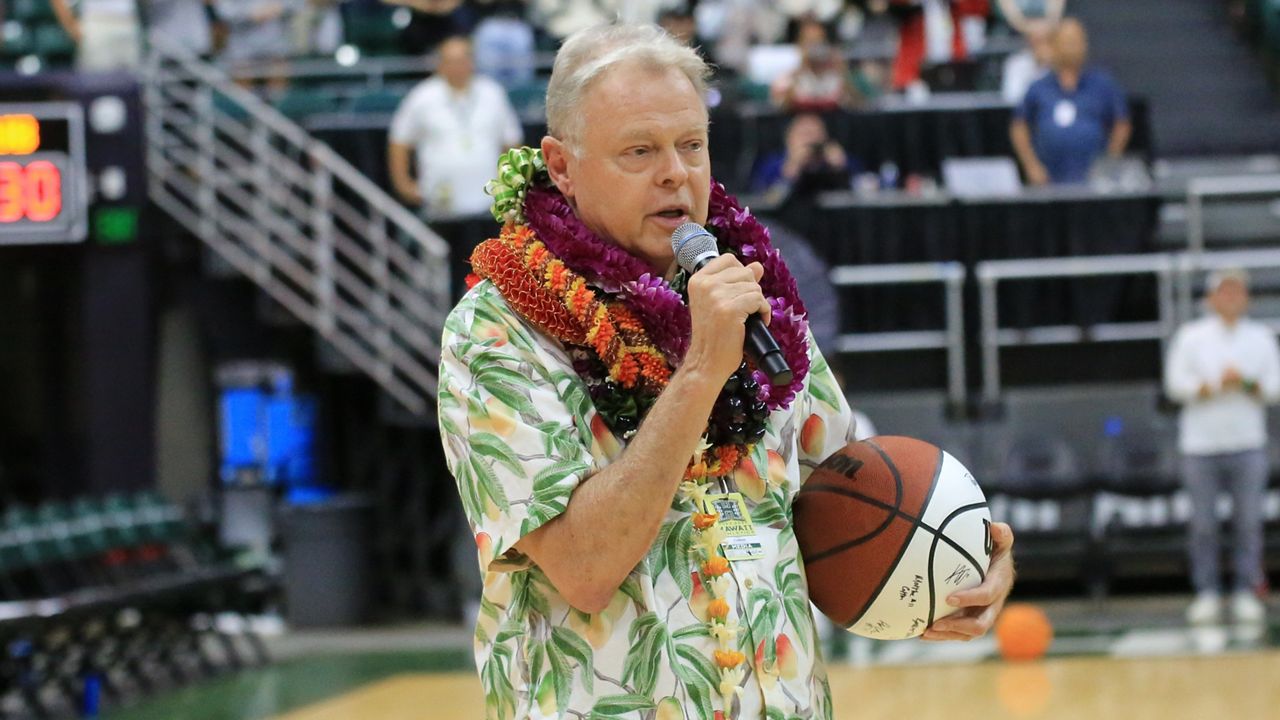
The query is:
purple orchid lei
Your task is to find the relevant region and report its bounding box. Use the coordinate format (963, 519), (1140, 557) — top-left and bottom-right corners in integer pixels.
(523, 179), (811, 411)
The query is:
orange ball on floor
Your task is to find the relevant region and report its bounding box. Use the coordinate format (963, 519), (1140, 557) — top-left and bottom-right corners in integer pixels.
(995, 603), (1054, 661)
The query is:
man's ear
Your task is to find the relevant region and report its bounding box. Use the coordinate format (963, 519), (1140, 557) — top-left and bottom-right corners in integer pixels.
(541, 135), (575, 200)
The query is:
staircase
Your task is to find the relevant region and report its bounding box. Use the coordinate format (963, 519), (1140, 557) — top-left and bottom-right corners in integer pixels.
(142, 40), (450, 416)
(1070, 0), (1280, 156)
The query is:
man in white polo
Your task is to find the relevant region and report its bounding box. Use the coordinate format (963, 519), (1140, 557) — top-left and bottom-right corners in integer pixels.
(388, 35), (524, 218)
(1165, 269), (1280, 625)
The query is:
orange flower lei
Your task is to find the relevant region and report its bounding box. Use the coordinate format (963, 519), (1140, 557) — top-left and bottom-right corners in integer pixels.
(471, 222), (756, 482)
(472, 223), (672, 392)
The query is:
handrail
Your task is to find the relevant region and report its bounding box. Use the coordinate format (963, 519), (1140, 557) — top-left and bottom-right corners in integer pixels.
(143, 38), (450, 415)
(1185, 173), (1280, 253)
(829, 261), (967, 411)
(976, 254), (1178, 405)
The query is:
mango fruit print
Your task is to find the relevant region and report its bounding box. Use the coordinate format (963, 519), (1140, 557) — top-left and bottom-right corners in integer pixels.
(439, 282), (857, 720)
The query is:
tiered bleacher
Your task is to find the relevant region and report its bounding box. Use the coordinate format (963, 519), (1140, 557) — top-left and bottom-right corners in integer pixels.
(0, 492), (273, 717)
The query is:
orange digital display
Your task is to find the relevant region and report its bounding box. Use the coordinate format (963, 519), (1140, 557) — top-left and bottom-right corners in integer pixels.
(0, 114), (41, 155)
(0, 160), (63, 224)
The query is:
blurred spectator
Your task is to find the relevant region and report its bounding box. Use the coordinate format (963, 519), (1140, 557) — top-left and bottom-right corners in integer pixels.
(752, 112), (853, 200)
(398, 0), (478, 55)
(473, 5), (536, 89)
(216, 0), (296, 89)
(995, 0), (1065, 32)
(51, 0), (142, 70)
(770, 18), (860, 111)
(1000, 18), (1053, 103)
(1164, 270), (1280, 626)
(889, 0), (990, 91)
(1009, 18), (1131, 185)
(387, 35), (523, 217)
(146, 0), (214, 57)
(659, 8), (698, 46)
(757, 217), (840, 358)
(292, 0), (344, 56)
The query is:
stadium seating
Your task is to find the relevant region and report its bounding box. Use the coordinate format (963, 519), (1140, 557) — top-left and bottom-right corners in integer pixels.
(0, 492), (274, 718)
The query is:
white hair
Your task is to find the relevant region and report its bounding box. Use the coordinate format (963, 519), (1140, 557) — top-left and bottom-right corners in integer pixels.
(545, 24), (712, 146)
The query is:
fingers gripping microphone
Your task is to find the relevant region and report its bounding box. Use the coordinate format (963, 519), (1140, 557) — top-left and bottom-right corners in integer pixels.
(671, 223), (794, 387)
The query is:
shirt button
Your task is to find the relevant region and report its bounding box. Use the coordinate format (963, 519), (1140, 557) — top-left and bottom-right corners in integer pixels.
(744, 578), (754, 589)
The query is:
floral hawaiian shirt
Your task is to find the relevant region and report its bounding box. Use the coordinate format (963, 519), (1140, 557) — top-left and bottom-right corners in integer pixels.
(438, 280), (856, 720)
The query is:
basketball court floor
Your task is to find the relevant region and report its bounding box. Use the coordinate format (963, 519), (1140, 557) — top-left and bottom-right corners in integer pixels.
(100, 594), (1280, 720)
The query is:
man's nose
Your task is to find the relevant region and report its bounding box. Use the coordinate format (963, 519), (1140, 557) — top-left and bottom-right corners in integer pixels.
(655, 146), (690, 188)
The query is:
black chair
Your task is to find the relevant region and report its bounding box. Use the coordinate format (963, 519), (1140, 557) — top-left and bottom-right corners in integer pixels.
(986, 435), (1100, 594)
(1092, 427), (1189, 592)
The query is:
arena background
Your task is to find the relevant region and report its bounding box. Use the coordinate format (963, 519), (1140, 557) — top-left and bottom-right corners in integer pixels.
(2, 0), (1280, 718)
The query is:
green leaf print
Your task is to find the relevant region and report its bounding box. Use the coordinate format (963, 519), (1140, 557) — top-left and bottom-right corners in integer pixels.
(470, 432), (524, 476)
(747, 587), (782, 656)
(775, 557), (815, 653)
(589, 694), (656, 717)
(663, 516), (694, 599)
(481, 649), (516, 720)
(646, 521), (674, 579)
(453, 458), (483, 524)
(470, 454), (511, 514)
(751, 490), (789, 528)
(765, 708), (786, 720)
(673, 643), (718, 720)
(622, 612), (668, 697)
(672, 623), (711, 641)
(551, 626), (595, 693)
(619, 575), (646, 606)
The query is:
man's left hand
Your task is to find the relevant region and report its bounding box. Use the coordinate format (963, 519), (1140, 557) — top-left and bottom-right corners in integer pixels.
(921, 522), (1016, 642)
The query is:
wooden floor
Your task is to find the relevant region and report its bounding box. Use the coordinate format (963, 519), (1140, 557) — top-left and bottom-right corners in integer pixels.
(273, 651), (1280, 720)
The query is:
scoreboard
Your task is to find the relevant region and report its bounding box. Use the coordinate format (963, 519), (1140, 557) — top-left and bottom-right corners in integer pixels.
(0, 102), (88, 245)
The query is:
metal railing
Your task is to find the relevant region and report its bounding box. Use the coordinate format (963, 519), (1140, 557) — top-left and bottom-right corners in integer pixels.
(976, 254), (1178, 404)
(1185, 174), (1280, 253)
(830, 261), (967, 410)
(977, 248), (1280, 404)
(143, 40), (450, 415)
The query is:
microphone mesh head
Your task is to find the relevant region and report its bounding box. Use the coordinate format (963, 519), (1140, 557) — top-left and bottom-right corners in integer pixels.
(672, 222), (719, 272)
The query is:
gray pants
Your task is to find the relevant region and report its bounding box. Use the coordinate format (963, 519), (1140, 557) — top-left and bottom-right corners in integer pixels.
(1183, 449), (1269, 594)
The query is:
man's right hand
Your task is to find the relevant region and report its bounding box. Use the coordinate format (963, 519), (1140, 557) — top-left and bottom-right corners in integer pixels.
(682, 254), (770, 383)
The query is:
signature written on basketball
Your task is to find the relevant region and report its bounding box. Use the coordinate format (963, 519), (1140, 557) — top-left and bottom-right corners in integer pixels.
(945, 563), (973, 586)
(899, 574), (924, 606)
(862, 619), (891, 636)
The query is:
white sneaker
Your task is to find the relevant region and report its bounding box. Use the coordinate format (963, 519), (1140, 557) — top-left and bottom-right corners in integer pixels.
(1186, 592), (1223, 625)
(1231, 591), (1266, 625)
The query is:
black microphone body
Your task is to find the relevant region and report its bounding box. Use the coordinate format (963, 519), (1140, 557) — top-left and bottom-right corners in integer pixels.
(673, 224), (794, 387)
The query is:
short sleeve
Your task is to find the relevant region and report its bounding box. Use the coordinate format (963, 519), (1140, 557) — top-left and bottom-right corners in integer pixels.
(389, 88), (424, 146)
(795, 333), (856, 482)
(438, 283), (598, 573)
(1013, 79), (1040, 122)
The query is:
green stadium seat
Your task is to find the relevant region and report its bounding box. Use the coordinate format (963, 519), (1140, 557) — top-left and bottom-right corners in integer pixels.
(507, 79), (548, 118)
(350, 89), (403, 114)
(33, 23), (75, 62)
(343, 6), (401, 57)
(274, 89), (342, 121)
(10, 0), (57, 23)
(1, 21), (36, 58)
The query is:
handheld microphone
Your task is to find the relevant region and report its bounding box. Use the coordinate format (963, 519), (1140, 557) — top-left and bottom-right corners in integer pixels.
(671, 222), (794, 387)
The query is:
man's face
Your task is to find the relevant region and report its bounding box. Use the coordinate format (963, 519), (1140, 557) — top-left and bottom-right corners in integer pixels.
(1210, 278), (1249, 320)
(1052, 23), (1088, 72)
(438, 39), (474, 88)
(542, 63), (710, 274)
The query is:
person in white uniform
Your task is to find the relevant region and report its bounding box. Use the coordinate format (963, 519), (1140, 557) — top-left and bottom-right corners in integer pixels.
(387, 35), (524, 219)
(1164, 269), (1280, 625)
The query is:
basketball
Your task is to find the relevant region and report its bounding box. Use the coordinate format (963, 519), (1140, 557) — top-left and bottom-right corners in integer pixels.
(995, 603), (1054, 661)
(794, 436), (992, 639)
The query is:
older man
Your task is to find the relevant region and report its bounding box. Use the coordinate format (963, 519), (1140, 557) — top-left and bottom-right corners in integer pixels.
(1165, 270), (1280, 626)
(1009, 18), (1131, 185)
(438, 24), (1015, 720)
